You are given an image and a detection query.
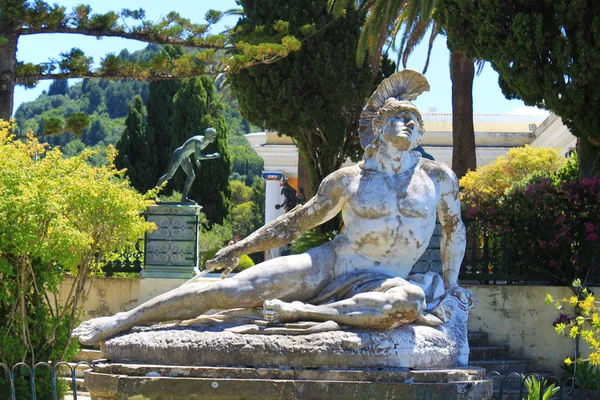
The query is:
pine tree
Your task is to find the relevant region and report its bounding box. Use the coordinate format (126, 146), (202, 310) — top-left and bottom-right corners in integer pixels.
(169, 77), (231, 224)
(0, 1), (299, 121)
(115, 96), (157, 192)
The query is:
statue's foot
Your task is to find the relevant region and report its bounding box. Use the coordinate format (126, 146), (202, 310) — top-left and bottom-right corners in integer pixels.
(262, 299), (302, 324)
(71, 314), (129, 345)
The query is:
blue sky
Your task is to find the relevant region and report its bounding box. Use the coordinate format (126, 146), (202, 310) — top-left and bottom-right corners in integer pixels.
(14, 0), (543, 116)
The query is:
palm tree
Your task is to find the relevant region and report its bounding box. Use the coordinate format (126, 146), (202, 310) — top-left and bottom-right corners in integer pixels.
(328, 0), (477, 179)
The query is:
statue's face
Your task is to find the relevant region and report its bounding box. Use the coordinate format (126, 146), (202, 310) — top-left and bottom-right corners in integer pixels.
(381, 111), (421, 151)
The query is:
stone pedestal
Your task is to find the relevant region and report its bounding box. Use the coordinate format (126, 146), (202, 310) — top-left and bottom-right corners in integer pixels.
(85, 363), (492, 400)
(142, 203), (201, 279)
(100, 296), (469, 370)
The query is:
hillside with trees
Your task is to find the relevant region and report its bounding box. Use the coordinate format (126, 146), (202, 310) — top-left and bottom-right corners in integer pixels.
(14, 44), (264, 179)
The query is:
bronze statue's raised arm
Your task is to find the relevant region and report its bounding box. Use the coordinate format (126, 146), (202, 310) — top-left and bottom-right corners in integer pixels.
(207, 171), (346, 276)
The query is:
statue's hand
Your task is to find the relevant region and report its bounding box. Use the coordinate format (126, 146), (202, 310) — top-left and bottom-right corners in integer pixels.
(211, 152), (221, 159)
(206, 248), (239, 279)
(447, 285), (478, 310)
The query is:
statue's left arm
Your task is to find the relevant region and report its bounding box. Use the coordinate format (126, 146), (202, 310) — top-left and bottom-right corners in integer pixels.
(436, 166), (477, 309)
(193, 141), (220, 166)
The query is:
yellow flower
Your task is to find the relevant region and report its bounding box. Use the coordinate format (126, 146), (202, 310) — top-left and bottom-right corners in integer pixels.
(564, 357), (573, 366)
(570, 326), (580, 338)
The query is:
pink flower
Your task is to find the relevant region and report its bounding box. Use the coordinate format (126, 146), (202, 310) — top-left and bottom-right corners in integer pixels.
(586, 233), (598, 241)
(585, 222), (594, 233)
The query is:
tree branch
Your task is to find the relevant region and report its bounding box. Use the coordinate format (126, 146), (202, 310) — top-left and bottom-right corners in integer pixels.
(18, 26), (227, 49)
(15, 71), (220, 83)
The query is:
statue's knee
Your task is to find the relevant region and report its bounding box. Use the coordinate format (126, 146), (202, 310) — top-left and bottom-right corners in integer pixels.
(389, 285), (426, 319)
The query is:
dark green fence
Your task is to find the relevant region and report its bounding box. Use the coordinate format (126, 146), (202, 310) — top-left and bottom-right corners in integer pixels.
(1, 361), (92, 399)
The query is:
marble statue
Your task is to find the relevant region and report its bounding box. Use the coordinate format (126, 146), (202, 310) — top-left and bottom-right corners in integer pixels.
(156, 128), (221, 202)
(72, 70), (477, 346)
(275, 177), (305, 212)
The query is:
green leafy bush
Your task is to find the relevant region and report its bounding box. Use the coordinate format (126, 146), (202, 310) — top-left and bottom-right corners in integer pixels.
(522, 375), (560, 400)
(236, 254), (255, 272)
(0, 122), (155, 398)
(289, 230), (338, 255)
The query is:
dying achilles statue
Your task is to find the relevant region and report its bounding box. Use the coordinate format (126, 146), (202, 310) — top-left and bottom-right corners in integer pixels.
(156, 128), (221, 203)
(73, 70), (476, 347)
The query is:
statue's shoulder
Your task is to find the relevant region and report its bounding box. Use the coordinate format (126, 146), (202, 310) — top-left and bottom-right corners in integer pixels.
(419, 159), (458, 186)
(329, 164), (363, 179)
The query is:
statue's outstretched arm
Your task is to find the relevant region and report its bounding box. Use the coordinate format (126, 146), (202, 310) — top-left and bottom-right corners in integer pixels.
(207, 171), (346, 276)
(196, 153), (220, 160)
(436, 167), (477, 309)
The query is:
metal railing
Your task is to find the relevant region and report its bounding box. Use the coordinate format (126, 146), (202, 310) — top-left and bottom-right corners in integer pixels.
(101, 240), (143, 277)
(459, 221), (600, 285)
(489, 371), (600, 399)
(0, 361), (91, 400)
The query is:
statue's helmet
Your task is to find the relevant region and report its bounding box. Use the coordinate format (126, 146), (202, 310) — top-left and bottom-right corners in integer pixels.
(359, 69), (430, 149)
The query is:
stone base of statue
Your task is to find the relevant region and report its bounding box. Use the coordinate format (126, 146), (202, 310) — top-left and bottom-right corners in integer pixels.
(142, 203), (202, 279)
(84, 363), (492, 400)
(84, 296), (492, 399)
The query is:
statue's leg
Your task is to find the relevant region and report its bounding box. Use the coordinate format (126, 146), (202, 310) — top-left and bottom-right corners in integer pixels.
(180, 157), (195, 201)
(72, 243), (337, 344)
(263, 279), (427, 329)
(157, 151), (184, 186)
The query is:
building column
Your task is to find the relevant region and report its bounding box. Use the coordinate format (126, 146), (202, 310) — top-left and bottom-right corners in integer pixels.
(262, 172), (285, 259)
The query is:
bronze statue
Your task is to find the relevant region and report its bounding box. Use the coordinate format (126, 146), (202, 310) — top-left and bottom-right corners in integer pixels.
(275, 178), (305, 212)
(156, 128), (221, 202)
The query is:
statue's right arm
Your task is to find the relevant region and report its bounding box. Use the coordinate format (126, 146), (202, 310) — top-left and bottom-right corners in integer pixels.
(206, 171), (346, 274)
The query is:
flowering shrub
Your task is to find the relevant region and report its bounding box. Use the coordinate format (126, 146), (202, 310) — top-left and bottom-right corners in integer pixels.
(0, 123), (155, 397)
(460, 146), (565, 208)
(465, 175), (600, 283)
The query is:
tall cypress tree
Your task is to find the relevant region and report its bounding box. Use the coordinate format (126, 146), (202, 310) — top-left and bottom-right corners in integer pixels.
(115, 96), (157, 192)
(48, 79), (68, 96)
(170, 77), (231, 224)
(146, 46), (185, 184)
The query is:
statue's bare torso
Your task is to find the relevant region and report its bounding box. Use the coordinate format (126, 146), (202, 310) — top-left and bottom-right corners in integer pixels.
(312, 158), (447, 280)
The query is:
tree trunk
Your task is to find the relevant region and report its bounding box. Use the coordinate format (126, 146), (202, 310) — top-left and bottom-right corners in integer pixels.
(577, 137), (600, 180)
(297, 151), (313, 201)
(0, 33), (17, 121)
(450, 51), (477, 179)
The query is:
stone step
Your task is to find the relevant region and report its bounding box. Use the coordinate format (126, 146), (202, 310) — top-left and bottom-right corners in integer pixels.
(491, 389), (527, 400)
(85, 371), (494, 400)
(60, 376), (86, 390)
(56, 362), (93, 378)
(469, 345), (511, 361)
(71, 349), (101, 363)
(468, 331), (489, 346)
(470, 359), (530, 375)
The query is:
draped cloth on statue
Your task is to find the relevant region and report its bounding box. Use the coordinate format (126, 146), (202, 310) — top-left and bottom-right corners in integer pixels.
(309, 271), (449, 326)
